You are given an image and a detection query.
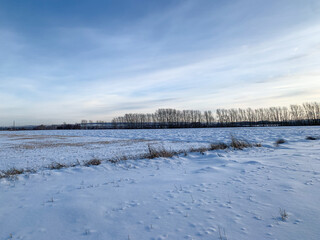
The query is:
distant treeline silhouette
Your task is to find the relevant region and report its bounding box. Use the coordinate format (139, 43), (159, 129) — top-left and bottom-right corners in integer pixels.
(111, 102), (320, 129)
(2, 102), (319, 131)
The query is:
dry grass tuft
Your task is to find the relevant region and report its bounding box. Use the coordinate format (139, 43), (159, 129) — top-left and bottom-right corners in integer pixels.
(254, 143), (262, 147)
(109, 156), (129, 163)
(306, 136), (319, 140)
(275, 138), (286, 146)
(146, 144), (176, 159)
(0, 167), (24, 178)
(230, 136), (253, 150)
(84, 159), (102, 166)
(199, 148), (207, 155)
(210, 142), (229, 150)
(279, 208), (288, 221)
(189, 147), (208, 154)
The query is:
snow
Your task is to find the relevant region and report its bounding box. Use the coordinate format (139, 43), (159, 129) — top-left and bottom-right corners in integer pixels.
(0, 126), (318, 170)
(0, 126), (320, 239)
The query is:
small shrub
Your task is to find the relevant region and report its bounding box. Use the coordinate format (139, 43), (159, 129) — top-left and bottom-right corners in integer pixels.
(279, 208), (288, 221)
(199, 148), (206, 155)
(254, 142), (262, 147)
(6, 168), (24, 175)
(306, 136), (318, 140)
(275, 138), (286, 146)
(120, 156), (128, 161)
(84, 159), (101, 166)
(109, 159), (118, 164)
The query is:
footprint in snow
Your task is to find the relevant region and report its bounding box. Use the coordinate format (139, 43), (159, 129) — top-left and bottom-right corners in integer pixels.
(243, 160), (261, 165)
(193, 166), (219, 174)
(253, 215), (263, 220)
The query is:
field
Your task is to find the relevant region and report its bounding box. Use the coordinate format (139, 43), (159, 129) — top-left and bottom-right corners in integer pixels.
(0, 127), (320, 239)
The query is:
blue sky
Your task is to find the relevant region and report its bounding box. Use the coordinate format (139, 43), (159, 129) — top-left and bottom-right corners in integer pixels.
(1, 0), (320, 125)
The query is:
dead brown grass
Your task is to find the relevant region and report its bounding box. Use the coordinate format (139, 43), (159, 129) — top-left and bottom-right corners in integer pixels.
(0, 168), (24, 179)
(1, 134), (78, 140)
(146, 144), (177, 159)
(84, 159), (102, 166)
(0, 136), (262, 178)
(109, 155), (130, 163)
(306, 136), (319, 140)
(279, 208), (288, 221)
(275, 138), (286, 146)
(230, 136), (253, 149)
(229, 136), (262, 149)
(189, 147), (208, 155)
(210, 142), (229, 150)
(13, 139), (153, 150)
(15, 141), (112, 149)
(48, 162), (67, 170)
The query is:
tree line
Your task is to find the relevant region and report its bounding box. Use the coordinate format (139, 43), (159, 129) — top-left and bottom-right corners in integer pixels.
(2, 102), (319, 131)
(111, 102), (320, 129)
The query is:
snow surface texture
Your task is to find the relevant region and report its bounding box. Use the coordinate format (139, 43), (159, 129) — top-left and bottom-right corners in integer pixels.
(0, 126), (318, 170)
(0, 126), (320, 239)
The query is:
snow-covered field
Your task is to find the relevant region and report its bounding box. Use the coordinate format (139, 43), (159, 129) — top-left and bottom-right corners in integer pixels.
(0, 127), (320, 239)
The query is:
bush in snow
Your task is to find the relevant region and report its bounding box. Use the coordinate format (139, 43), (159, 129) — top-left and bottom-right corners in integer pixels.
(84, 159), (102, 166)
(275, 138), (286, 146)
(306, 136), (319, 140)
(146, 144), (177, 159)
(279, 208), (288, 221)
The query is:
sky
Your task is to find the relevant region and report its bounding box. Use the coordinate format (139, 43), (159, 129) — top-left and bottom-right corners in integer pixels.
(1, 0), (320, 126)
